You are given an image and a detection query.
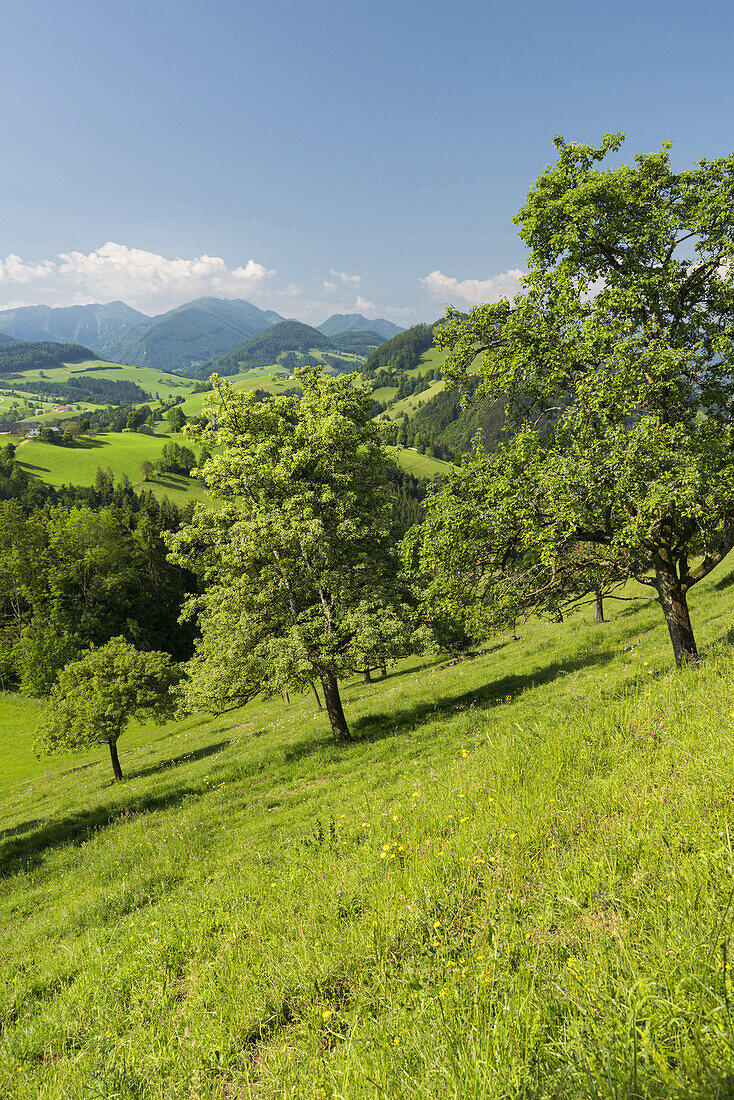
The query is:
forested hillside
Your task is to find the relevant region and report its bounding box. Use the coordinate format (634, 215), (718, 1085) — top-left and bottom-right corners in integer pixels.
(206, 320), (338, 375)
(0, 301), (145, 349)
(101, 297), (284, 373)
(0, 341), (98, 372)
(362, 322), (436, 378)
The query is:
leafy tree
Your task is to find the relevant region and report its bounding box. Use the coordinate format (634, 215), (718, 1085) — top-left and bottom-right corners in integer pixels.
(166, 406), (187, 433)
(168, 368), (413, 741)
(127, 408), (144, 431)
(36, 638), (180, 780)
(140, 459), (155, 482)
(157, 441), (196, 475)
(433, 134), (734, 668)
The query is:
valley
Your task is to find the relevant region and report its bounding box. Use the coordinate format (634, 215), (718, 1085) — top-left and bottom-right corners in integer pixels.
(0, 313), (459, 501)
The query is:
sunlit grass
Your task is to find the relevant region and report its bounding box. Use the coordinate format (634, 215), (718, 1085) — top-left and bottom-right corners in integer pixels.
(2, 565), (734, 1096)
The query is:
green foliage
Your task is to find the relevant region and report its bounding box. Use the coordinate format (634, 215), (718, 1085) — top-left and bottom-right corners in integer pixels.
(157, 440), (196, 475)
(0, 491), (196, 690)
(433, 134), (734, 667)
(36, 637), (180, 778)
(169, 369), (416, 737)
(166, 405), (187, 432)
(408, 376), (508, 461)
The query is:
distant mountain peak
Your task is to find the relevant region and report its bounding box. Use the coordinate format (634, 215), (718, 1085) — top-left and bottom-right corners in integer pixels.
(317, 314), (405, 340)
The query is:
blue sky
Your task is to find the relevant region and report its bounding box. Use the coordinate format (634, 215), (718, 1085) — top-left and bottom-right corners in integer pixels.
(2, 0), (733, 323)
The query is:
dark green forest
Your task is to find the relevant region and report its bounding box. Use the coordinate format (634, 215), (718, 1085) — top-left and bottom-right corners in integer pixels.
(0, 341), (97, 372)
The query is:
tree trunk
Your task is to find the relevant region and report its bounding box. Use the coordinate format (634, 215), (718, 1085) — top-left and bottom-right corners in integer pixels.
(109, 740), (123, 781)
(654, 556), (698, 669)
(363, 668), (372, 684)
(310, 682), (323, 710)
(283, 689), (290, 704)
(595, 589), (605, 623)
(320, 672), (352, 743)
(380, 664), (387, 678)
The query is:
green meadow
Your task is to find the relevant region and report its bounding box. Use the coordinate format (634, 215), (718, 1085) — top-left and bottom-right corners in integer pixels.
(3, 564), (734, 1097)
(15, 427), (447, 501)
(395, 446), (452, 477)
(178, 367), (295, 418)
(385, 379), (445, 421)
(17, 360), (195, 403)
(16, 433), (210, 506)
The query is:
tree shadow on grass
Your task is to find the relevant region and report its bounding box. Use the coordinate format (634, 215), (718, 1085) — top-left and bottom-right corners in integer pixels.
(71, 437), (108, 450)
(0, 818), (41, 842)
(349, 646), (617, 745)
(714, 564), (734, 591)
(122, 739), (231, 782)
(17, 460), (50, 472)
(0, 739), (233, 878)
(279, 646), (617, 767)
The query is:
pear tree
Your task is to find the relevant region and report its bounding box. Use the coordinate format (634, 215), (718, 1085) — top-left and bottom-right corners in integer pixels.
(169, 368), (414, 742)
(427, 134), (734, 668)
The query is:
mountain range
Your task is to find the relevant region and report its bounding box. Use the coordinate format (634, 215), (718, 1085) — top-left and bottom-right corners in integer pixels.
(0, 299), (403, 374)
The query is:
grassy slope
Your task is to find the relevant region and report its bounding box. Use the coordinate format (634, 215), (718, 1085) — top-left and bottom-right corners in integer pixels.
(3, 568), (734, 1097)
(178, 368), (295, 418)
(2, 360), (196, 428)
(17, 433), (209, 506)
(395, 447), (452, 477)
(386, 379), (444, 421)
(17, 360), (195, 402)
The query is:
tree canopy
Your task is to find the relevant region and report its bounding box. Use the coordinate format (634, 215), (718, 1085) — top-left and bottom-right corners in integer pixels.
(168, 367), (416, 741)
(421, 134), (734, 667)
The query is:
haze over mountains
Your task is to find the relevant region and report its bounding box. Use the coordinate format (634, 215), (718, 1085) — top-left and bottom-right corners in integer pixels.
(0, 299), (403, 374)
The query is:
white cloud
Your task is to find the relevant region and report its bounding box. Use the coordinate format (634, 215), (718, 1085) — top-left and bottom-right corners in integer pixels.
(354, 295), (377, 314)
(0, 242), (275, 314)
(323, 280), (337, 292)
(385, 305), (413, 319)
(421, 267), (525, 306)
(329, 268), (362, 287)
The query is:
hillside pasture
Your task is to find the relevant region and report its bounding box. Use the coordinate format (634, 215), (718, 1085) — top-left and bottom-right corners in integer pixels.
(16, 360), (195, 402)
(385, 378), (445, 421)
(395, 446), (452, 477)
(2, 562), (734, 1096)
(179, 367), (296, 418)
(16, 432), (209, 505)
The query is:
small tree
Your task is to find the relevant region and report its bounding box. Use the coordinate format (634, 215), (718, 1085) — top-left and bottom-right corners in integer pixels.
(140, 459), (155, 482)
(36, 638), (181, 781)
(434, 134), (734, 668)
(166, 406), (187, 433)
(158, 441), (196, 476)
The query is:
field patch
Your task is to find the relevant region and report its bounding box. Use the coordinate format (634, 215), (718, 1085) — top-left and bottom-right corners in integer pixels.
(17, 432), (209, 505)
